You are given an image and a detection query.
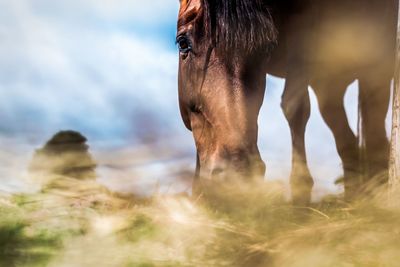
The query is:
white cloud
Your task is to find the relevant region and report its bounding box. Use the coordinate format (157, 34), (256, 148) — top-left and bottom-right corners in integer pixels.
(0, 0), (184, 144)
(84, 0), (179, 22)
(0, 0), (194, 194)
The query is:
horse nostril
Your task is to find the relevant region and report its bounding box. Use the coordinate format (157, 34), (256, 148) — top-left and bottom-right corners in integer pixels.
(211, 167), (225, 177)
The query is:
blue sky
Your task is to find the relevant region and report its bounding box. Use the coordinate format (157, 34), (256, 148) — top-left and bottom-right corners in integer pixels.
(0, 0), (181, 146)
(0, 1), (392, 198)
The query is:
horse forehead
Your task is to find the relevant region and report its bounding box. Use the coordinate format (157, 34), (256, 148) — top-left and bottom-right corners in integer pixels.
(179, 0), (201, 16)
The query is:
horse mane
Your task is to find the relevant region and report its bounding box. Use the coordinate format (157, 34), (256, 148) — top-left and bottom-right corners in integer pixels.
(202, 0), (277, 54)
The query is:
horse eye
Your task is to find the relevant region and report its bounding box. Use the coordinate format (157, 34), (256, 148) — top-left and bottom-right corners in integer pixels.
(176, 36), (192, 54)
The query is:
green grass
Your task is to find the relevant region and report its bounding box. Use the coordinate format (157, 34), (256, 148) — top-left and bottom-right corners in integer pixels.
(0, 203), (63, 267)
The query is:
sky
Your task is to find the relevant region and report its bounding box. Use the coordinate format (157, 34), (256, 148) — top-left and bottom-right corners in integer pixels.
(0, 0), (392, 199)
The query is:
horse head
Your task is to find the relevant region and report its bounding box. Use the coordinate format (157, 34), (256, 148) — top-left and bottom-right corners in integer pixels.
(176, 0), (277, 188)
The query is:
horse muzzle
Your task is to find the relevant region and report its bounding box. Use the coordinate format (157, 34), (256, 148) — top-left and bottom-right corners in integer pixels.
(199, 147), (266, 183)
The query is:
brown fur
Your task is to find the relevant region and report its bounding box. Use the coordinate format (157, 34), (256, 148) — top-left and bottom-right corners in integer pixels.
(177, 0), (397, 204)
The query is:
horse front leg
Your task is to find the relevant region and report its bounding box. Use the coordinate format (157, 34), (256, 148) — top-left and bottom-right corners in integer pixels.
(281, 70), (313, 206)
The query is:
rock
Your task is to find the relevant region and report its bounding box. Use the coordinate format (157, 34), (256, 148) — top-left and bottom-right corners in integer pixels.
(29, 130), (96, 180)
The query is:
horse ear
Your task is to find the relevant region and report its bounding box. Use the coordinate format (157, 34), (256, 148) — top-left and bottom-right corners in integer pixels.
(179, 0), (201, 15)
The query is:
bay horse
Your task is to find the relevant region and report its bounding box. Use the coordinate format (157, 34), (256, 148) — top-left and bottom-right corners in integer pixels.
(176, 0), (398, 204)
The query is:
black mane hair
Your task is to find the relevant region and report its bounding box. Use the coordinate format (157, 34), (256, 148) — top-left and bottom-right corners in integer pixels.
(202, 0), (277, 54)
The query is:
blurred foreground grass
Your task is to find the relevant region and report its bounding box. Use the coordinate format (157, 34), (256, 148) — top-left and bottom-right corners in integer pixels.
(1, 177), (400, 267)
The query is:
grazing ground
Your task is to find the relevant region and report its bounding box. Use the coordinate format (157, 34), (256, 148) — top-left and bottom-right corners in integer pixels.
(1, 176), (400, 267)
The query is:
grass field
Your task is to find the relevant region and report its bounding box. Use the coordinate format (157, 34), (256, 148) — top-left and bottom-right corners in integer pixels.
(1, 176), (400, 267)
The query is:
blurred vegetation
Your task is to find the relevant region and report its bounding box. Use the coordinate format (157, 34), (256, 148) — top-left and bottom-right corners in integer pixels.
(0, 195), (63, 267)
(1, 178), (400, 267)
(2, 131), (400, 266)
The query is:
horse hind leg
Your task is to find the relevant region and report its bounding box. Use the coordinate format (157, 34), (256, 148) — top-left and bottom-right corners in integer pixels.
(281, 70), (313, 206)
(358, 74), (391, 195)
(312, 79), (361, 201)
